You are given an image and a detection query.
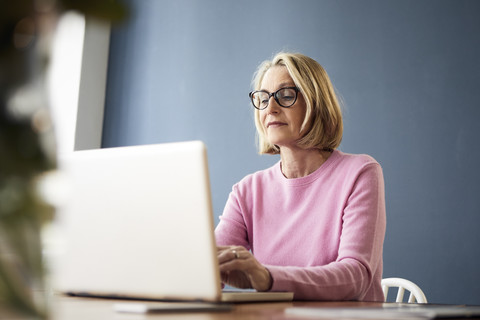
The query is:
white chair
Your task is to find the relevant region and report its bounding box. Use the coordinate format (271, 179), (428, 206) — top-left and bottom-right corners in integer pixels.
(381, 277), (428, 303)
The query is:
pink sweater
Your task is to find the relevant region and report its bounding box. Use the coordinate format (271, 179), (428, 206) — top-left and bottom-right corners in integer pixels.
(215, 150), (386, 301)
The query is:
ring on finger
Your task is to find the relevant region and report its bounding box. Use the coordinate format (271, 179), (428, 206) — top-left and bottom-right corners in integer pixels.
(232, 249), (239, 259)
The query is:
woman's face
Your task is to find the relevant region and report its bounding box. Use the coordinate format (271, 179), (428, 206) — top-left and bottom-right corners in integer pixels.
(259, 66), (308, 149)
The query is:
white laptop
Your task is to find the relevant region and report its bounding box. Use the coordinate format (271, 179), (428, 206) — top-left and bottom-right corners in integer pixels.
(53, 141), (293, 304)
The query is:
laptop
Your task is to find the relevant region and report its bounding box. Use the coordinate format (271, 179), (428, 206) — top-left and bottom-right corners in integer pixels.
(52, 140), (293, 304)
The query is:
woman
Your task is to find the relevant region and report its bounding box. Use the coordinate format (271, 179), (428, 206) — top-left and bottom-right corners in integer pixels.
(215, 52), (386, 301)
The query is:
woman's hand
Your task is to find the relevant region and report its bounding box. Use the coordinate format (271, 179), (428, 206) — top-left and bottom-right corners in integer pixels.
(217, 246), (272, 292)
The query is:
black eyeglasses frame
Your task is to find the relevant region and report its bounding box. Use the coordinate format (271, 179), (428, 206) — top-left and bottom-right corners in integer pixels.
(248, 86), (300, 110)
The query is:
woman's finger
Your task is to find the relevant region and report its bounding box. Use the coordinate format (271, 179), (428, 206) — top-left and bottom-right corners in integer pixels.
(217, 246), (247, 264)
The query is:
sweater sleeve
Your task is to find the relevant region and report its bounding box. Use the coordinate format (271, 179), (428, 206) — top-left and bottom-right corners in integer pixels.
(268, 163), (386, 301)
(215, 184), (251, 250)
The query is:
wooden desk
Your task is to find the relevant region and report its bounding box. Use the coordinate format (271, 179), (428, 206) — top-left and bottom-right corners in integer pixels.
(3, 296), (480, 319)
(51, 297), (381, 320)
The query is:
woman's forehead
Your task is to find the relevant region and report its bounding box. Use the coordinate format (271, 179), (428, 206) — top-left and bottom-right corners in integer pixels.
(261, 66), (294, 90)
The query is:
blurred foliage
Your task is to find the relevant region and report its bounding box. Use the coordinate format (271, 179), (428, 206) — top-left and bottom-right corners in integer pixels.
(1, 0), (127, 318)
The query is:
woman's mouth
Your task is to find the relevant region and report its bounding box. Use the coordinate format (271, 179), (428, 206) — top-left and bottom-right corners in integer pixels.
(267, 121), (287, 128)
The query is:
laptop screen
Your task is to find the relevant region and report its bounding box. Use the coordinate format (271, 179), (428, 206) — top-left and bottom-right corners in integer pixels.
(53, 141), (222, 301)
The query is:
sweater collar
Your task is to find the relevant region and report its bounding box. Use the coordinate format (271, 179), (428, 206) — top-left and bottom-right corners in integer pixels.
(276, 150), (340, 186)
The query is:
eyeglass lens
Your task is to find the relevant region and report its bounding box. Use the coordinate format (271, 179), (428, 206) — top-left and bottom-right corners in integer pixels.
(251, 87), (298, 110)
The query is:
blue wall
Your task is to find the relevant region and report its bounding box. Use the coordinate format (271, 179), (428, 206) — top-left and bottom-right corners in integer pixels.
(103, 0), (480, 305)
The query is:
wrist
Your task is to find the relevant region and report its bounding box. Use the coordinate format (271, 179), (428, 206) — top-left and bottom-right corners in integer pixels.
(259, 267), (273, 292)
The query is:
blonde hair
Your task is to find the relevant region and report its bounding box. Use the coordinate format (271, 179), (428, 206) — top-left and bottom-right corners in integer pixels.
(252, 52), (343, 154)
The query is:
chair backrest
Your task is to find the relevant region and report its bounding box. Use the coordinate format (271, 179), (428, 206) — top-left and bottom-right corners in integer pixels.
(381, 277), (428, 303)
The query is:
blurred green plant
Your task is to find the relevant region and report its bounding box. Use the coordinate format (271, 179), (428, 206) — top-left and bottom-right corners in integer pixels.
(1, 0), (126, 318)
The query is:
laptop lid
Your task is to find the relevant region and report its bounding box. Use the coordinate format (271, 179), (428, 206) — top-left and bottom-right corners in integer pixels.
(53, 141), (222, 302)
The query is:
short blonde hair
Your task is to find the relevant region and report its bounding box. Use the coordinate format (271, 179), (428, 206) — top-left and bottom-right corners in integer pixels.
(252, 52), (343, 154)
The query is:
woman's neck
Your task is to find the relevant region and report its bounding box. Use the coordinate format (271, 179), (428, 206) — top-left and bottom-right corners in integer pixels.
(280, 147), (332, 179)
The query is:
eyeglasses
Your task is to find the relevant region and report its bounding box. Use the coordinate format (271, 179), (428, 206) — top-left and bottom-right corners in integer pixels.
(249, 87), (300, 110)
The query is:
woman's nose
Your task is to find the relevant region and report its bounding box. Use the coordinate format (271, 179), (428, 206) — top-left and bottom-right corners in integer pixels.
(264, 96), (281, 113)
